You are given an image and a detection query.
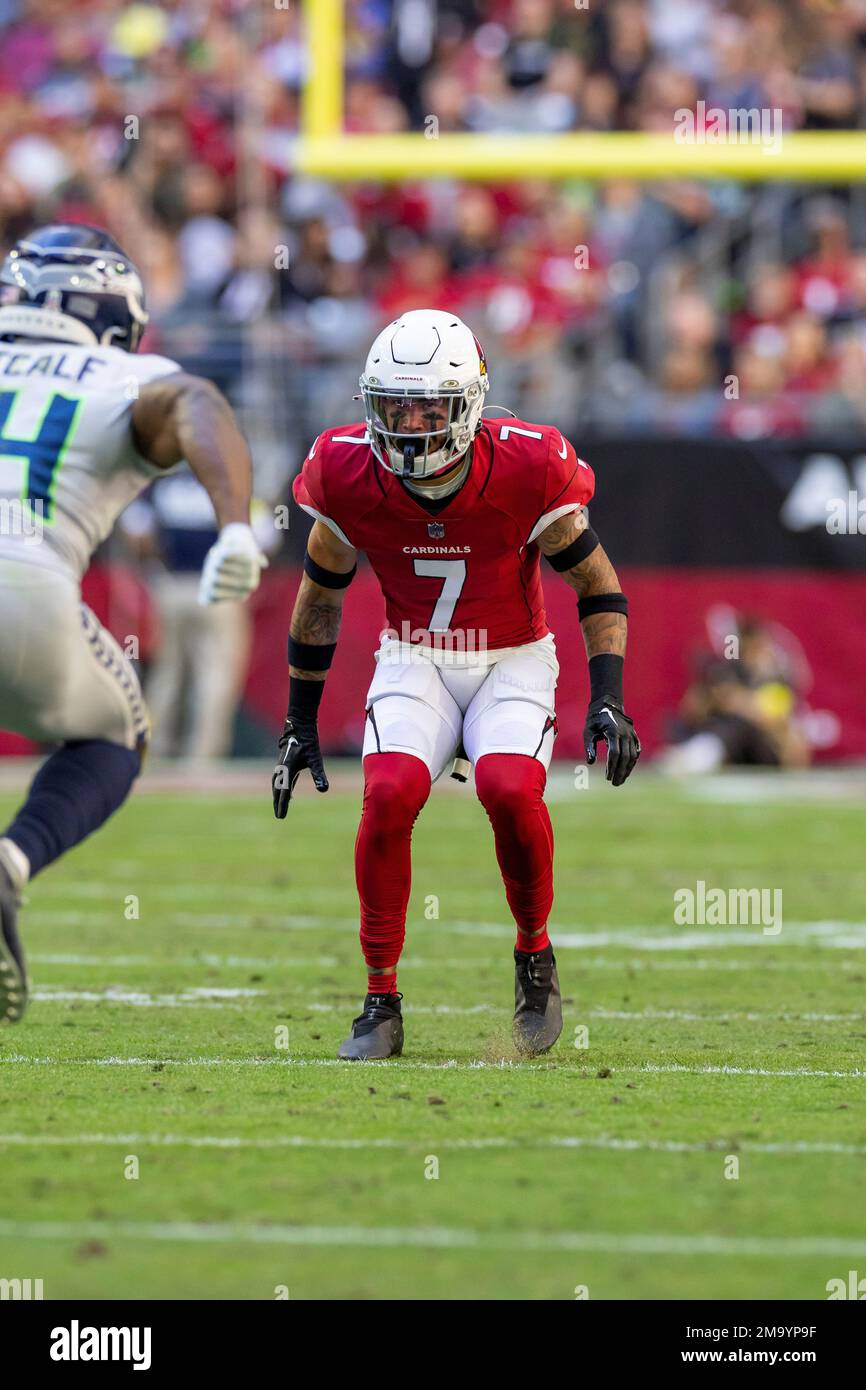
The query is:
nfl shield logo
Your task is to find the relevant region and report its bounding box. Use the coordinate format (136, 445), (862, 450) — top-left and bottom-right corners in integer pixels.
(428, 521), (446, 538)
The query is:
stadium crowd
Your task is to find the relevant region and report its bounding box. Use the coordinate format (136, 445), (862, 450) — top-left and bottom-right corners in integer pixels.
(1, 0), (866, 474)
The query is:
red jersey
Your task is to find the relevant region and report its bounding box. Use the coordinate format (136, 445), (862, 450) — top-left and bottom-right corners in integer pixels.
(293, 419), (594, 650)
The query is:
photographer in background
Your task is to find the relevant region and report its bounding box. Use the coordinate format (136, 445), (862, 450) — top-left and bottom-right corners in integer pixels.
(661, 616), (812, 774)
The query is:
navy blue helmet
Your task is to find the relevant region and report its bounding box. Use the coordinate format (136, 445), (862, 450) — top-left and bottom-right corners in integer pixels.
(0, 224), (148, 353)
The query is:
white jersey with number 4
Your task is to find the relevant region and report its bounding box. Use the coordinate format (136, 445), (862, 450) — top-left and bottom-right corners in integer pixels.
(0, 340), (180, 580)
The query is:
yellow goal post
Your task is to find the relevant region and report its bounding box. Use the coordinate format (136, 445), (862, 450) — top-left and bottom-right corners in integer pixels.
(298, 0), (866, 182)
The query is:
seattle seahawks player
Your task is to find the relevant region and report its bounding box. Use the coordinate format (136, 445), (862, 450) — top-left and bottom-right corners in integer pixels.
(0, 224), (266, 1024)
(273, 309), (640, 1060)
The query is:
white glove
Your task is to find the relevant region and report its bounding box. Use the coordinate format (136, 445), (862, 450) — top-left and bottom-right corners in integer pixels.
(198, 522), (268, 605)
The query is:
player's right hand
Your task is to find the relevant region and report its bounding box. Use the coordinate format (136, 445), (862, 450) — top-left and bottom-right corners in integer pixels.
(199, 522), (268, 606)
(272, 715), (329, 816)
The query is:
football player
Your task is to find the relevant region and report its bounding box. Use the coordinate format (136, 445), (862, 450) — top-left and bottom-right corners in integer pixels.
(273, 309), (639, 1059)
(0, 224), (266, 1024)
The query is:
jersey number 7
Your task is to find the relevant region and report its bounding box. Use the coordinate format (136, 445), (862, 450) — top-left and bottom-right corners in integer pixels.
(413, 557), (467, 631)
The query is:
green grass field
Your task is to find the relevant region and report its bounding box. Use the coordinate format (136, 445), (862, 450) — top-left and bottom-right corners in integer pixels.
(0, 764), (864, 1301)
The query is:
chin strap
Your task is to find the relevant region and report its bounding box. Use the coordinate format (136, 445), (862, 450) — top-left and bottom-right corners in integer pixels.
(402, 449), (472, 500)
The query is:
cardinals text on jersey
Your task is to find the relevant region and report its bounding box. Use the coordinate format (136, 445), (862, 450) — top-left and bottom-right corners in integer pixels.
(293, 419), (594, 651)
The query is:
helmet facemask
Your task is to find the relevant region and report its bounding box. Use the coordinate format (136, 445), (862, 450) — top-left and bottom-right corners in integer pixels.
(361, 381), (486, 480)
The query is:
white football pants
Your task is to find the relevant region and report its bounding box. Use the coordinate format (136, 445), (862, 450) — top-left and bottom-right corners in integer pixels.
(0, 559), (148, 751)
(361, 633), (559, 781)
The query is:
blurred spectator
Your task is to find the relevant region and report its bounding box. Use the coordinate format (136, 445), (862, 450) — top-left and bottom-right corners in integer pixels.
(661, 616), (812, 773)
(809, 330), (866, 435)
(782, 311), (834, 394)
(732, 262), (797, 345)
(718, 342), (806, 439)
(619, 346), (720, 436)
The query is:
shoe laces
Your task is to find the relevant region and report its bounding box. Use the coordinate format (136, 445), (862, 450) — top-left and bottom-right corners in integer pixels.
(516, 951), (553, 1005)
(352, 992), (403, 1034)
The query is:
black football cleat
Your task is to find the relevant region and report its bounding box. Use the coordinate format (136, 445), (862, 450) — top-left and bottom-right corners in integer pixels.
(513, 946), (562, 1056)
(0, 864), (28, 1025)
(338, 992), (404, 1060)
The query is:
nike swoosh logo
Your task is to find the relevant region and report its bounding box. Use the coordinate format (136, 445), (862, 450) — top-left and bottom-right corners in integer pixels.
(600, 708), (619, 724)
(308, 435), (322, 459)
(279, 737), (299, 765)
(556, 436), (567, 458)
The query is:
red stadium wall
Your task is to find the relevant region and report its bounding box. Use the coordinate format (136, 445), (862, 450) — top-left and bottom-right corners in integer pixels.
(1, 564), (860, 761)
(246, 566), (862, 761)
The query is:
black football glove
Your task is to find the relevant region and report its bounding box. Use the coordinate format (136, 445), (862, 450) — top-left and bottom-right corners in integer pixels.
(272, 713), (329, 817)
(583, 696), (641, 787)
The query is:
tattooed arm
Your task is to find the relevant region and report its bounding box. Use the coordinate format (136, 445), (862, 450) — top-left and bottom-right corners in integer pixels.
(537, 510), (640, 786)
(288, 522), (357, 680)
(537, 511), (627, 660)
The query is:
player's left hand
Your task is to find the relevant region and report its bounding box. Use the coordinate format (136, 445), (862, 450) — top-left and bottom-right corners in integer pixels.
(198, 523), (268, 605)
(583, 697), (641, 786)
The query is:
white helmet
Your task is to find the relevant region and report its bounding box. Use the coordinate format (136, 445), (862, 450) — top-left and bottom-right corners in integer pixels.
(359, 309), (490, 479)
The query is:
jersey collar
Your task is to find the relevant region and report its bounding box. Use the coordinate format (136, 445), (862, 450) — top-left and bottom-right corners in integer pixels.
(371, 430), (491, 520)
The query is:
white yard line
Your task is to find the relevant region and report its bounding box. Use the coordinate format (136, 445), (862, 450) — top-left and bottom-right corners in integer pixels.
(30, 995), (243, 1011)
(28, 988), (498, 1014)
(573, 958), (864, 971)
(26, 913), (866, 949)
(0, 1216), (861, 1258)
(23, 988), (864, 1024)
(30, 986), (263, 1009)
(536, 923), (866, 951)
(30, 953), (339, 969)
(0, 1132), (863, 1157)
(27, 953), (862, 973)
(635, 1063), (866, 1077)
(0, 1055), (863, 1076)
(26, 989), (502, 1014)
(589, 1007), (865, 1023)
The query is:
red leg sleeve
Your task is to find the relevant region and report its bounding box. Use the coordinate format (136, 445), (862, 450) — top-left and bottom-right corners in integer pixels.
(355, 752), (432, 971)
(474, 753), (553, 949)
